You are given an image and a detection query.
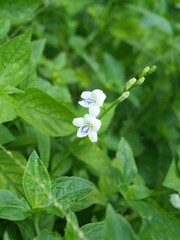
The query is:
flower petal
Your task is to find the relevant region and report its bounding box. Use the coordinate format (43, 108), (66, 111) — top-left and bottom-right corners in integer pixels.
(92, 118), (101, 131)
(72, 117), (85, 127)
(170, 193), (180, 209)
(81, 91), (92, 99)
(89, 105), (100, 117)
(92, 89), (106, 107)
(88, 130), (98, 142)
(78, 99), (94, 108)
(77, 126), (90, 138)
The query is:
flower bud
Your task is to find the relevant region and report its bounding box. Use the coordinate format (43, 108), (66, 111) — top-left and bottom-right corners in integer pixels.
(147, 65), (157, 75)
(117, 91), (130, 103)
(125, 78), (137, 90)
(135, 77), (145, 86)
(139, 66), (150, 78)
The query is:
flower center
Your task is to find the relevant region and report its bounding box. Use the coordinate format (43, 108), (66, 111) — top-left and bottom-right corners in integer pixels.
(81, 125), (90, 134)
(84, 98), (94, 106)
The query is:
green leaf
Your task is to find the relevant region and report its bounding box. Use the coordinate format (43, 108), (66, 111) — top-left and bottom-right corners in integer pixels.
(119, 184), (152, 200)
(0, 189), (30, 221)
(0, 85), (24, 94)
(23, 151), (51, 208)
(129, 200), (180, 240)
(163, 159), (180, 192)
(105, 205), (138, 240)
(74, 144), (120, 180)
(0, 31), (31, 87)
(115, 138), (137, 184)
(64, 211), (79, 240)
(80, 222), (105, 240)
(0, 124), (14, 145)
(35, 130), (51, 169)
(46, 176), (95, 215)
(0, 149), (26, 193)
(0, 95), (17, 123)
(34, 230), (62, 240)
(15, 88), (76, 136)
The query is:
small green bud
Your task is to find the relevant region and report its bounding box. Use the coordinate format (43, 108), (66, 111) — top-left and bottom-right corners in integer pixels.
(147, 65), (157, 75)
(139, 66), (150, 78)
(125, 78), (137, 90)
(135, 77), (145, 86)
(117, 91), (130, 103)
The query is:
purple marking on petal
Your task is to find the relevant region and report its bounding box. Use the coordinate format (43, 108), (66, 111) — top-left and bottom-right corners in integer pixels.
(81, 126), (90, 134)
(84, 98), (94, 106)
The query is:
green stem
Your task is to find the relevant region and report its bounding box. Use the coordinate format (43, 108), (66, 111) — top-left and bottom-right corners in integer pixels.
(99, 99), (119, 119)
(50, 138), (82, 176)
(34, 214), (40, 235)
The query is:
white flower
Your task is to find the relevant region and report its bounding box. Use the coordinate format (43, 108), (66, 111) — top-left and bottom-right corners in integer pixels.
(78, 89), (106, 117)
(170, 193), (180, 209)
(72, 114), (101, 142)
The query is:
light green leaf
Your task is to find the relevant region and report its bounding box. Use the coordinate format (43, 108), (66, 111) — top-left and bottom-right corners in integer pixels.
(0, 124), (14, 145)
(74, 144), (120, 180)
(23, 151), (51, 208)
(0, 95), (17, 123)
(0, 149), (26, 193)
(105, 205), (138, 240)
(80, 222), (105, 240)
(46, 177), (95, 215)
(34, 230), (62, 240)
(15, 88), (76, 136)
(0, 85), (24, 94)
(129, 200), (180, 240)
(0, 18), (10, 39)
(0, 189), (30, 221)
(163, 159), (180, 192)
(115, 137), (137, 184)
(0, 31), (31, 87)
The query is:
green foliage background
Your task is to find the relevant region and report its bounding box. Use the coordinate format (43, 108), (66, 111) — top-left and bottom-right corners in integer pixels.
(0, 0), (179, 239)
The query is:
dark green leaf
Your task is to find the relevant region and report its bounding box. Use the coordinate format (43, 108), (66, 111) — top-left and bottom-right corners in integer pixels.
(23, 151), (51, 208)
(15, 88), (76, 136)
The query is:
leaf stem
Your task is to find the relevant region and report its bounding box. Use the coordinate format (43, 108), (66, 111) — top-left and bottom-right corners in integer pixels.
(34, 214), (40, 235)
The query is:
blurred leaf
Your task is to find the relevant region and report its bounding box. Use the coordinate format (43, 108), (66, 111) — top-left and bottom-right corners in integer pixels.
(0, 149), (26, 193)
(105, 205), (138, 240)
(0, 0), (41, 25)
(0, 18), (10, 39)
(23, 151), (51, 208)
(129, 200), (180, 240)
(15, 88), (76, 136)
(80, 222), (105, 240)
(0, 189), (30, 221)
(74, 144), (120, 180)
(115, 138), (137, 184)
(163, 159), (180, 192)
(35, 130), (51, 169)
(119, 184), (152, 200)
(34, 230), (62, 240)
(0, 125), (14, 145)
(0, 31), (31, 87)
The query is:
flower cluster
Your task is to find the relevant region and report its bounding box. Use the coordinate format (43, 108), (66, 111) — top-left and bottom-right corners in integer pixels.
(73, 89), (106, 142)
